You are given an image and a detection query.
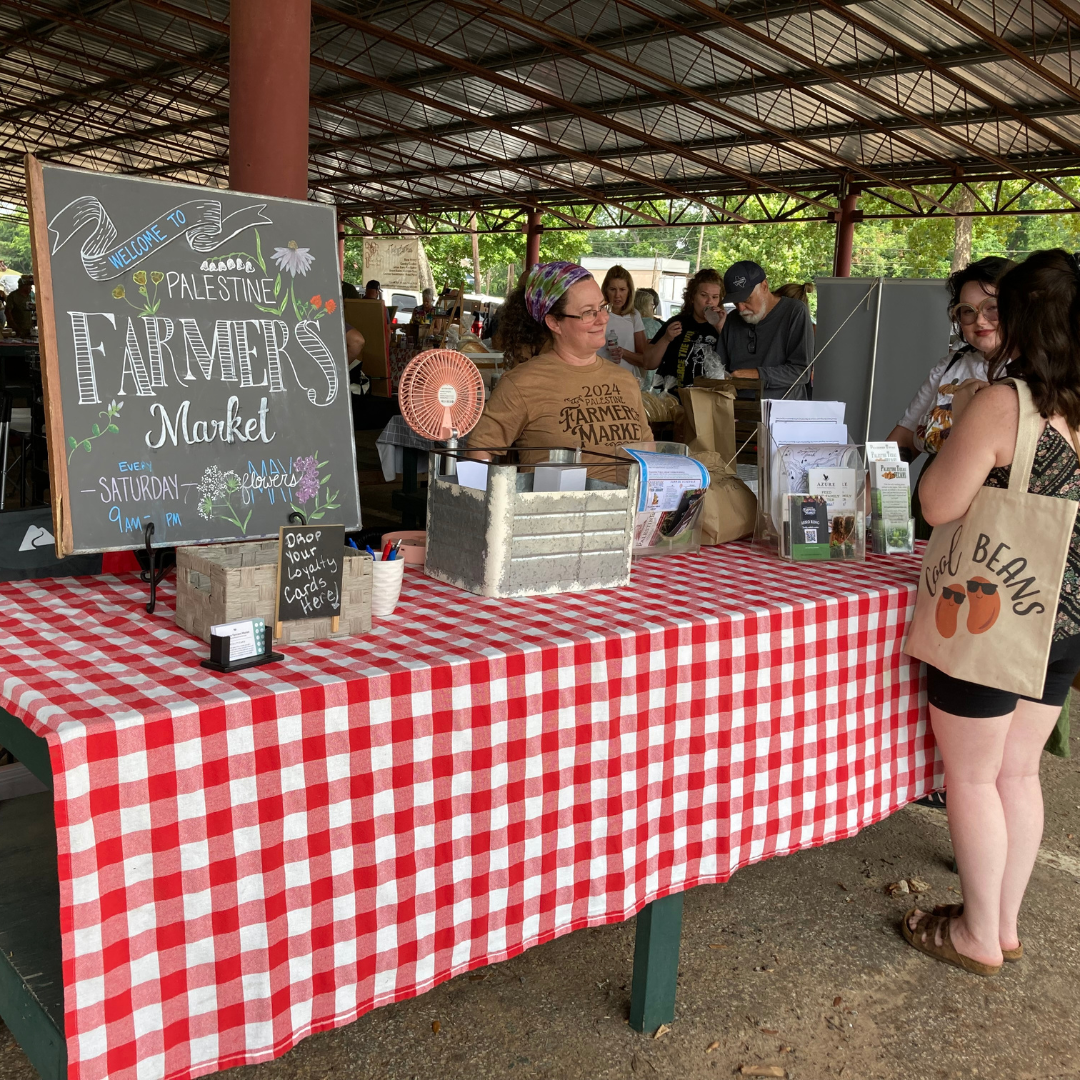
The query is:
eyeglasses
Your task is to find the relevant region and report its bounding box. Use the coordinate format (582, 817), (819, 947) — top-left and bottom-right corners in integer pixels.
(559, 302), (610, 324)
(950, 298), (999, 325)
(967, 579), (998, 596)
(941, 586), (966, 604)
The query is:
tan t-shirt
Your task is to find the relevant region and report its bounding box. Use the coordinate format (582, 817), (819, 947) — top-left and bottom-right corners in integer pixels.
(470, 351), (652, 466)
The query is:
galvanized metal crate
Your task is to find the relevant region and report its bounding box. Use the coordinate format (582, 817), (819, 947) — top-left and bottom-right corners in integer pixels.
(423, 449), (639, 598)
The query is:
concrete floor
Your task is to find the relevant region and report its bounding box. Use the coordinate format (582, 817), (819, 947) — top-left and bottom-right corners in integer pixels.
(2, 448), (1079, 1080)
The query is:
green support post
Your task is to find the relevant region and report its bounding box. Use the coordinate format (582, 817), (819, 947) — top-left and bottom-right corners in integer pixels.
(628, 892), (684, 1033)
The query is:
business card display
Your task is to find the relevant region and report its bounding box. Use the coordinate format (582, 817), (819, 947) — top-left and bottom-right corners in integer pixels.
(209, 618), (265, 661)
(789, 495), (831, 560)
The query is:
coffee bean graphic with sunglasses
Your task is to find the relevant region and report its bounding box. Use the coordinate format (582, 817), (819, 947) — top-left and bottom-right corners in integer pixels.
(935, 583), (966, 638)
(966, 576), (1001, 634)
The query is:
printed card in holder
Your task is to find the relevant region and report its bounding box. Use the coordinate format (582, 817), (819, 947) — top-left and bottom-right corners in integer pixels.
(789, 495), (831, 560)
(210, 618), (265, 661)
(809, 466), (860, 559)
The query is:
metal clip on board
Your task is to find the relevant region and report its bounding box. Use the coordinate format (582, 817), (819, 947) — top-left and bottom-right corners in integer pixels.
(142, 521), (173, 615)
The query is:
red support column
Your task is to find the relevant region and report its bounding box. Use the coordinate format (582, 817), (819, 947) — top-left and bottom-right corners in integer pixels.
(832, 191), (861, 277)
(230, 0), (311, 200)
(524, 208), (543, 268)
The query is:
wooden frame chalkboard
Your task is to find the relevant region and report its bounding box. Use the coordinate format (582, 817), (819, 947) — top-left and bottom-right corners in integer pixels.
(24, 155), (362, 555)
(274, 524), (345, 637)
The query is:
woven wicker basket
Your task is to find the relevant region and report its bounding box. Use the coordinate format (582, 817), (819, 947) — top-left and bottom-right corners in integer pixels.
(175, 540), (372, 644)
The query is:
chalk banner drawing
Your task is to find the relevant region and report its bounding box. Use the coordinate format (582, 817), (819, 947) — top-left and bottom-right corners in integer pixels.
(30, 160), (362, 554)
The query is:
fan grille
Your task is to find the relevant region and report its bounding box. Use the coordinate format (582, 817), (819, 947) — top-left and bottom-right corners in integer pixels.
(399, 349), (486, 440)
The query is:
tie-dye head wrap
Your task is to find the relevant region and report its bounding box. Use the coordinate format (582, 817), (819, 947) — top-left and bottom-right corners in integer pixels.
(523, 261), (593, 324)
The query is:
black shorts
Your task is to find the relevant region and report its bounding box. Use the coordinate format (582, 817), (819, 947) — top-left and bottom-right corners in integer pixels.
(926, 633), (1080, 718)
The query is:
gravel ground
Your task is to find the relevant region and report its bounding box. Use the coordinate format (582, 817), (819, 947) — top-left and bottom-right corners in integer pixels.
(3, 731), (1078, 1080)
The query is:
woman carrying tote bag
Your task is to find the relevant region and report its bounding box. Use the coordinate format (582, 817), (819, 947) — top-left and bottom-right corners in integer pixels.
(903, 249), (1080, 976)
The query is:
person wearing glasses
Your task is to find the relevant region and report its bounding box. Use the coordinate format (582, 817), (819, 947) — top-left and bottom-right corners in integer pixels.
(476, 262), (651, 463)
(903, 250), (1080, 977)
(888, 256), (1015, 462)
(714, 261), (814, 399)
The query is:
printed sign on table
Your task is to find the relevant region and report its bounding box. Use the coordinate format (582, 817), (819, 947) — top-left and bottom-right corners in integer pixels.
(26, 156), (361, 555)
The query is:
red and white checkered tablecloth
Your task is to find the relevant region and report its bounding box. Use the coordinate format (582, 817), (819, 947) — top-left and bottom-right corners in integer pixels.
(0, 543), (939, 1080)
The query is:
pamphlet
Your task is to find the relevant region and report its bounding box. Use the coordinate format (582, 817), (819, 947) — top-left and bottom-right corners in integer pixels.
(809, 467), (858, 558)
(870, 459), (914, 553)
(623, 449), (710, 548)
(788, 495), (831, 560)
(865, 441), (901, 463)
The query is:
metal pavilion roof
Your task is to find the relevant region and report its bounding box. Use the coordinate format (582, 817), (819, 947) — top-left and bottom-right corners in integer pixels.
(2, 0), (1080, 232)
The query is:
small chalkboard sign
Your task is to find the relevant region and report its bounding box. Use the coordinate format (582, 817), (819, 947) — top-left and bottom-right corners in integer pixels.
(274, 524), (345, 637)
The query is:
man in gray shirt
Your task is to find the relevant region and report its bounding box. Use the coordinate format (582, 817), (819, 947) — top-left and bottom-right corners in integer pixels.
(716, 261), (813, 399)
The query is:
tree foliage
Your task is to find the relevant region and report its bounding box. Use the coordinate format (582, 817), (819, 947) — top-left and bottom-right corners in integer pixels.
(0, 210), (32, 274)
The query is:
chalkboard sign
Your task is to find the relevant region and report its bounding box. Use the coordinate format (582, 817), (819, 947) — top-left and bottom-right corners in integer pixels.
(25, 156), (362, 555)
(274, 524), (345, 630)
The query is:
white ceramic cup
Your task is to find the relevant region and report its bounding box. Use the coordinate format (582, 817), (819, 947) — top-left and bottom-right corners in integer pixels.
(370, 554), (406, 617)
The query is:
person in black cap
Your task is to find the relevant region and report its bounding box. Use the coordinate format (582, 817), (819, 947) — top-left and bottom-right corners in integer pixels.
(719, 260), (814, 399)
(364, 279), (382, 300)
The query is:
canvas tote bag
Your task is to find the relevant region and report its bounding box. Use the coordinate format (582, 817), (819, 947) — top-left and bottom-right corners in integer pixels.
(905, 378), (1080, 698)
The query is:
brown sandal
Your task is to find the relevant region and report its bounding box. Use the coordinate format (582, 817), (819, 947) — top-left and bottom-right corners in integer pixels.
(931, 903), (1023, 962)
(902, 909), (1002, 976)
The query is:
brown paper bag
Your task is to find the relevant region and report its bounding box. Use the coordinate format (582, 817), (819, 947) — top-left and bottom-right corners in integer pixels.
(904, 379), (1078, 698)
(693, 451), (757, 545)
(676, 385), (736, 461)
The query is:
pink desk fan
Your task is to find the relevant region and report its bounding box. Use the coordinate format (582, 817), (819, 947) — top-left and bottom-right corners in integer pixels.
(397, 349), (486, 476)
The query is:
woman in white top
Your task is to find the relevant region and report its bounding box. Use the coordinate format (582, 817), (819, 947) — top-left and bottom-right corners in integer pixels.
(597, 265), (648, 375)
(889, 256), (1015, 460)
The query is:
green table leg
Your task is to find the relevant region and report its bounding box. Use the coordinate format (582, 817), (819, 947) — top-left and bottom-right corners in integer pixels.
(0, 706), (52, 790)
(629, 892), (684, 1033)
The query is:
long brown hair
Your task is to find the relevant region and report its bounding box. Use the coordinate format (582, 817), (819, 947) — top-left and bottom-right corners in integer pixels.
(990, 249), (1080, 428)
(681, 268), (724, 312)
(600, 265), (635, 315)
(493, 270), (571, 367)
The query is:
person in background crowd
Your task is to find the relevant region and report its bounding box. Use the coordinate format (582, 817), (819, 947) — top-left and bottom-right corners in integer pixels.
(888, 256), (1015, 542)
(597, 265), (648, 375)
(773, 281), (815, 308)
(715, 260), (814, 399)
(903, 249), (1080, 977)
(634, 287), (663, 342)
(473, 262), (651, 467)
(411, 287), (436, 323)
(643, 268), (726, 385)
(5, 276), (34, 338)
(0, 289), (6, 331)
(341, 280), (361, 300)
(889, 256), (1014, 463)
(364, 280), (382, 300)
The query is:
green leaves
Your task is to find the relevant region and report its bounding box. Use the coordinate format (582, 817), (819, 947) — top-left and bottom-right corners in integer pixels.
(255, 229), (266, 273)
(91, 423), (100, 437)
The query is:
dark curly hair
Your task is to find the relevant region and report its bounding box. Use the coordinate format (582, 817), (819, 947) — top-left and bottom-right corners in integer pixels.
(681, 268), (724, 313)
(947, 256), (1015, 332)
(989, 249), (1080, 429)
(492, 271), (573, 368)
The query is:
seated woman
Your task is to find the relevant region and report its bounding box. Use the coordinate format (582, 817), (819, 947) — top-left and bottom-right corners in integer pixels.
(597, 265), (648, 376)
(476, 262), (652, 465)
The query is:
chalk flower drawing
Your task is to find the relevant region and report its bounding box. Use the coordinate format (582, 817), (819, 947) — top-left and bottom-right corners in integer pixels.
(290, 453), (340, 522)
(113, 269), (163, 316)
(197, 465), (252, 534)
(271, 240), (315, 277)
(68, 399), (122, 463)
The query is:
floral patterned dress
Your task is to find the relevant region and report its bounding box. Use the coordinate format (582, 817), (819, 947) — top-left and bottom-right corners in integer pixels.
(985, 423), (1080, 640)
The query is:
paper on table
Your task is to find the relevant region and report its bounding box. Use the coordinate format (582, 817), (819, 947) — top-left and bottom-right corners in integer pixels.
(456, 460), (489, 491)
(209, 618), (264, 660)
(533, 466), (588, 492)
